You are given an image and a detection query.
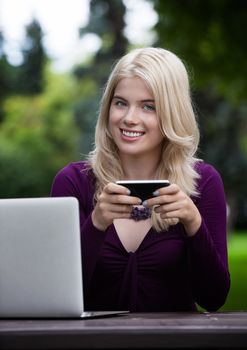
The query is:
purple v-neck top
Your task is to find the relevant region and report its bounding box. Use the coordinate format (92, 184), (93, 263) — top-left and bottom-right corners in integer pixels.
(51, 161), (230, 312)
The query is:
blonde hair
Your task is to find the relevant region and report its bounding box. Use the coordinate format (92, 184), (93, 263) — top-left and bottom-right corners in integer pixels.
(87, 47), (201, 231)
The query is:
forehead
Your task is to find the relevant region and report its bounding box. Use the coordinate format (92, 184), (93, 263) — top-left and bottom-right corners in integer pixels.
(114, 77), (153, 99)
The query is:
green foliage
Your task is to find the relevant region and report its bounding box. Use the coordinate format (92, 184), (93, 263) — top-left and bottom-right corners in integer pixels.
(80, 0), (128, 61)
(220, 232), (247, 311)
(0, 32), (19, 121)
(0, 5), (124, 198)
(18, 19), (47, 94)
(72, 78), (100, 155)
(0, 59), (19, 96)
(153, 0), (247, 228)
(0, 19), (46, 99)
(0, 69), (80, 197)
(0, 18), (47, 131)
(153, 0), (247, 103)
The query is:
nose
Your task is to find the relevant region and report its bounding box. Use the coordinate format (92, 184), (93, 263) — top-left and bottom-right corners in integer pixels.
(124, 106), (139, 125)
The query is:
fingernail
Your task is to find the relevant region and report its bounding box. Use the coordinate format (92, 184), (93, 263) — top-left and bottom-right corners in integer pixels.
(153, 190), (159, 196)
(142, 200), (147, 207)
(127, 189), (131, 195)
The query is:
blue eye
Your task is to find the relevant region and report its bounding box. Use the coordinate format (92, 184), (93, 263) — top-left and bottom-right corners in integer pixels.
(143, 104), (156, 111)
(115, 100), (126, 107)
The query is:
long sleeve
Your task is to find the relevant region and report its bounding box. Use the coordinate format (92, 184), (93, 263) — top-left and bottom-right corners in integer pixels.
(187, 163), (230, 311)
(50, 161), (230, 313)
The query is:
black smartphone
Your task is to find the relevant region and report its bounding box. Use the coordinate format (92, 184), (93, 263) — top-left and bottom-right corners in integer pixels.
(116, 180), (170, 201)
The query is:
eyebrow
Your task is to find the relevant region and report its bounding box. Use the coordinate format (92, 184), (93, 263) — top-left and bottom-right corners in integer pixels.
(112, 95), (155, 103)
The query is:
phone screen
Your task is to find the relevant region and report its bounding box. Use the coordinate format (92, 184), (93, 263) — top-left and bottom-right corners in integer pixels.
(116, 180), (170, 201)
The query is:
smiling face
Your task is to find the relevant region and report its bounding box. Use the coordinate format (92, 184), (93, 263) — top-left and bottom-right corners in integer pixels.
(108, 77), (164, 162)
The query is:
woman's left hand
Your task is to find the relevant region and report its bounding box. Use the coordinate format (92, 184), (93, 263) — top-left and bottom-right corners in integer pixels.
(144, 184), (202, 236)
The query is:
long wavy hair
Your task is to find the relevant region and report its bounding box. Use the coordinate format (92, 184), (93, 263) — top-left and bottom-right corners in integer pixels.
(87, 47), (201, 231)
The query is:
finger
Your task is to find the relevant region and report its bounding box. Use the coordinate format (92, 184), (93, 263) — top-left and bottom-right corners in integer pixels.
(154, 183), (180, 196)
(154, 202), (181, 214)
(104, 183), (142, 205)
(109, 203), (133, 214)
(108, 193), (141, 206)
(159, 210), (180, 220)
(96, 202), (133, 223)
(104, 182), (131, 195)
(107, 203), (139, 221)
(144, 193), (177, 208)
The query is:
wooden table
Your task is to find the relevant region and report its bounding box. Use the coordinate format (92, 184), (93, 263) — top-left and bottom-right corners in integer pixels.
(1, 311), (247, 349)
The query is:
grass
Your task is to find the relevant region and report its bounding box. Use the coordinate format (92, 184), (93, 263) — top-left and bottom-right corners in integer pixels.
(220, 231), (247, 311)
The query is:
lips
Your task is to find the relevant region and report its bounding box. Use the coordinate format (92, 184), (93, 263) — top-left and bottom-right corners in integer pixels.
(120, 129), (145, 138)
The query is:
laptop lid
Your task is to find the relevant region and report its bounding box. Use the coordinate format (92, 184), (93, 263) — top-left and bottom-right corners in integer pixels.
(0, 197), (129, 319)
(0, 197), (85, 318)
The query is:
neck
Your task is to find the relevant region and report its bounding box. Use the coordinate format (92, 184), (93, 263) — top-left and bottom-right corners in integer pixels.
(120, 154), (161, 180)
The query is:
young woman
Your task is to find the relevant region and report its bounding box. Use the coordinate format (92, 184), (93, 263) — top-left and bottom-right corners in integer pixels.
(51, 47), (230, 312)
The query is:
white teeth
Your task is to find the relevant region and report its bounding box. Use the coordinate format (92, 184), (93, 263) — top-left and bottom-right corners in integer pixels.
(122, 130), (144, 137)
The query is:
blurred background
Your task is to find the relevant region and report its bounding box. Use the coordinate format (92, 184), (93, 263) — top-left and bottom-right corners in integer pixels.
(0, 0), (246, 311)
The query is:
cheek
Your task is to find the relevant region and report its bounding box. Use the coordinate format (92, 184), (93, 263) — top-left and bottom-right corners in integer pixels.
(149, 119), (163, 136)
(109, 107), (124, 130)
(150, 123), (164, 145)
(108, 109), (119, 136)
(109, 106), (118, 123)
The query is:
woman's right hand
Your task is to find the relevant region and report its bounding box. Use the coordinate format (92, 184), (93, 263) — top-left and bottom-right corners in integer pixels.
(91, 182), (141, 231)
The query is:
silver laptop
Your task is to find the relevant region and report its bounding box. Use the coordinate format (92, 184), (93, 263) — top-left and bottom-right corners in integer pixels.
(0, 197), (128, 318)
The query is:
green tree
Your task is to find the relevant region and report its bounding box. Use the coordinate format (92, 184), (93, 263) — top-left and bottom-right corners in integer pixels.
(17, 18), (47, 94)
(0, 31), (8, 101)
(152, 0), (247, 229)
(0, 69), (80, 198)
(0, 31), (18, 121)
(153, 0), (247, 103)
(73, 0), (128, 154)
